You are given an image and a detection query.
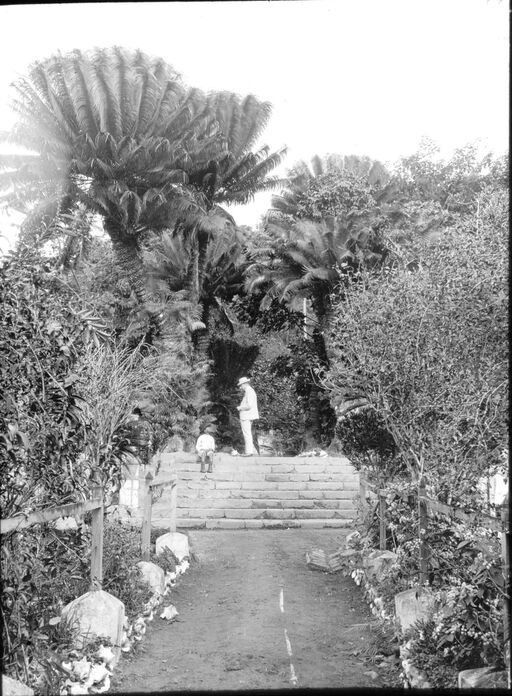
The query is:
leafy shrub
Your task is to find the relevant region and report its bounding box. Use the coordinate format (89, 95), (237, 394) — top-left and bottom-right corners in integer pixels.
(1, 516), (155, 690)
(249, 334), (307, 454)
(67, 236), (148, 344)
(405, 620), (458, 688)
(0, 246), (158, 504)
(150, 547), (177, 573)
(333, 408), (399, 475)
(257, 334), (336, 450)
(361, 480), (506, 671)
(0, 251), (93, 516)
(429, 549), (505, 670)
(393, 140), (507, 215)
(77, 344), (155, 492)
(101, 519), (152, 618)
(149, 325), (214, 451)
(325, 186), (508, 496)
(70, 239), (216, 454)
(1, 524), (90, 687)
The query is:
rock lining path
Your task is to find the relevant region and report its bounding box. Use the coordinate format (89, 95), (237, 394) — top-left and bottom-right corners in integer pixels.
(112, 529), (394, 692)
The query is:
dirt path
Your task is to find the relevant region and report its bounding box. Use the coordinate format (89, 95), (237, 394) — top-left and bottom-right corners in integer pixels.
(112, 529), (394, 692)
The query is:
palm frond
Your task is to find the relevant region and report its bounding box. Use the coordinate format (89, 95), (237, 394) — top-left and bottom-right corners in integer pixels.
(224, 146), (287, 193)
(64, 50), (100, 135)
(89, 48), (123, 137)
(28, 60), (76, 144)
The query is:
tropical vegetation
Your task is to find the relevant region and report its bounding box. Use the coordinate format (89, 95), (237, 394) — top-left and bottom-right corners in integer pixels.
(0, 43), (508, 692)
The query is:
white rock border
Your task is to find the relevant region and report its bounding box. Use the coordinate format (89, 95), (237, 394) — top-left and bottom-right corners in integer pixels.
(57, 556), (190, 695)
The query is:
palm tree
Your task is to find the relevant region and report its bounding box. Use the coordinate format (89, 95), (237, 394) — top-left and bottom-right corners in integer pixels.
(0, 47), (225, 328)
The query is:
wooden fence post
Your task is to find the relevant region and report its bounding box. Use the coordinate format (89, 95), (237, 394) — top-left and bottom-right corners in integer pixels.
(141, 472), (153, 561)
(379, 490), (386, 550)
(359, 475), (367, 519)
(418, 476), (428, 586)
(169, 480), (178, 534)
(90, 486), (104, 589)
(501, 494), (510, 689)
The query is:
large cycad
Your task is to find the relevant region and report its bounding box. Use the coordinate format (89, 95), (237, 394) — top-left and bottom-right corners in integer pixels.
(146, 222), (250, 352)
(181, 91), (287, 310)
(0, 47), (224, 320)
(247, 214), (388, 363)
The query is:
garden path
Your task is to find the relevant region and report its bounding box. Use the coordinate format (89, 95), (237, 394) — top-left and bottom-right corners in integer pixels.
(111, 529), (397, 692)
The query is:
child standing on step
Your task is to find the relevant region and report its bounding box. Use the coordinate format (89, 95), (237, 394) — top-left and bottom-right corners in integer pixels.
(195, 431), (216, 473)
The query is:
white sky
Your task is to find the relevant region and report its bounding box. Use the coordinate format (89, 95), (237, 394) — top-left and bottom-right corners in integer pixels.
(0, 0), (509, 251)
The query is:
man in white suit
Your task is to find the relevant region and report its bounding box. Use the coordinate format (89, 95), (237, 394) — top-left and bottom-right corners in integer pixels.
(236, 376), (259, 456)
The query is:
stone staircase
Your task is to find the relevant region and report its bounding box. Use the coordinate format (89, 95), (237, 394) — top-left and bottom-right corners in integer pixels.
(151, 453), (360, 530)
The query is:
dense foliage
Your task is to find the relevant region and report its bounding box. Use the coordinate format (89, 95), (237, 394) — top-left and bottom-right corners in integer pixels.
(325, 185), (508, 496)
(356, 488), (506, 681)
(1, 250), (93, 517)
(0, 41), (509, 690)
(1, 520), (151, 691)
(269, 153), (389, 222)
(328, 166), (508, 683)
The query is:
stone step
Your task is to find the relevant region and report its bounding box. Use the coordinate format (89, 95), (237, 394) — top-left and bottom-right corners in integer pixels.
(155, 471), (359, 489)
(173, 473), (358, 485)
(160, 462), (357, 474)
(176, 507), (352, 519)
(155, 486), (357, 507)
(159, 454), (353, 465)
(148, 452), (360, 528)
(176, 498), (355, 510)
(156, 518), (354, 530)
(168, 480), (358, 492)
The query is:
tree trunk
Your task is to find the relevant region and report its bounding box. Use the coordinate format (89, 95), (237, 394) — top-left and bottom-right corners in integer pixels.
(188, 229), (200, 305)
(106, 223), (162, 336)
(110, 237), (148, 305)
(193, 302), (210, 357)
(196, 228), (210, 303)
(301, 301), (337, 448)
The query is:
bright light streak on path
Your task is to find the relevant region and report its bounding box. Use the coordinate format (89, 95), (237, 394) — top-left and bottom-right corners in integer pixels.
(281, 586), (298, 687)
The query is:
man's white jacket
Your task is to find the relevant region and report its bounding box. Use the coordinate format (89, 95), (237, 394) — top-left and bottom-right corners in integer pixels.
(238, 385), (259, 421)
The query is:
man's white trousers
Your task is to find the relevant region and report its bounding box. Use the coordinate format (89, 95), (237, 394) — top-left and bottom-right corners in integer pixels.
(240, 419), (255, 455)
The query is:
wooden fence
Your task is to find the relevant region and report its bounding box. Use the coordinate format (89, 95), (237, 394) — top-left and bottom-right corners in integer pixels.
(359, 474), (510, 683)
(0, 487), (105, 588)
(359, 475), (508, 574)
(0, 473), (180, 583)
(140, 472), (178, 561)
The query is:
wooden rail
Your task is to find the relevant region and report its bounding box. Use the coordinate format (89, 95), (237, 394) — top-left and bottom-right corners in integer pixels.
(0, 487), (104, 588)
(359, 476), (507, 542)
(141, 472), (178, 561)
